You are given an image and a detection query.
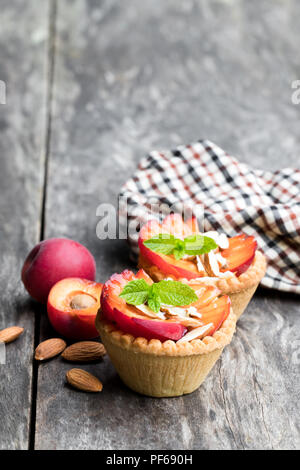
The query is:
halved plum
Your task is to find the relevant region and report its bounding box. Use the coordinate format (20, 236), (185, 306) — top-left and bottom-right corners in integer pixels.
(47, 278), (102, 339)
(139, 214), (257, 278)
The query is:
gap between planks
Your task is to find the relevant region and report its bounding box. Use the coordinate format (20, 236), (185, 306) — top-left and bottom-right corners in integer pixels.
(28, 0), (57, 451)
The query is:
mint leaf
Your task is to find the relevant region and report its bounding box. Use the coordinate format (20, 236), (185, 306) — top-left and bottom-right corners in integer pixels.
(173, 239), (185, 260)
(119, 279), (150, 305)
(119, 279), (198, 313)
(184, 234), (217, 255)
(155, 280), (198, 306)
(147, 292), (161, 313)
(144, 232), (217, 259)
(143, 234), (177, 255)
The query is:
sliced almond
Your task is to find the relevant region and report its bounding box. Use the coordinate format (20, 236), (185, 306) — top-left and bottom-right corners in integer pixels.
(182, 254), (196, 260)
(188, 307), (202, 319)
(177, 323), (214, 343)
(204, 231), (219, 243)
(62, 341), (106, 362)
(35, 338), (66, 361)
(134, 304), (166, 320)
(160, 305), (189, 317)
(203, 252), (221, 277)
(193, 286), (207, 297)
(161, 306), (203, 323)
(196, 255), (205, 273)
(0, 326), (24, 344)
(66, 368), (103, 392)
(218, 271), (234, 278)
(171, 317), (203, 328)
(218, 233), (229, 249)
(215, 252), (228, 268)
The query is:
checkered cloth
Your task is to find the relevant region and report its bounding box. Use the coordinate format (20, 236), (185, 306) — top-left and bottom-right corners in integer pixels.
(120, 140), (300, 293)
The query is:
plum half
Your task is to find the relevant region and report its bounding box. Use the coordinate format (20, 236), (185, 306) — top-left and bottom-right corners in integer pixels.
(47, 277), (102, 339)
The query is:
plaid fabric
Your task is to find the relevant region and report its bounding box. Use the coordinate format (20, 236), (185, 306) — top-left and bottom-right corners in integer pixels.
(120, 139), (300, 293)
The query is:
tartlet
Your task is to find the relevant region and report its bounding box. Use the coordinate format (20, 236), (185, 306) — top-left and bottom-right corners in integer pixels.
(138, 214), (267, 319)
(96, 268), (236, 397)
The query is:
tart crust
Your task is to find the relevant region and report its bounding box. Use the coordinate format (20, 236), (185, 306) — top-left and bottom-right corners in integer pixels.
(96, 310), (236, 397)
(96, 309), (236, 357)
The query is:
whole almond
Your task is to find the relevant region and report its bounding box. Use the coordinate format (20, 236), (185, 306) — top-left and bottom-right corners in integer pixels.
(66, 368), (103, 392)
(0, 326), (24, 344)
(35, 338), (66, 361)
(62, 341), (106, 363)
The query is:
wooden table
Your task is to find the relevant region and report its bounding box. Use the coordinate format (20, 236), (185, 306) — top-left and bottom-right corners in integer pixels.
(0, 0), (299, 450)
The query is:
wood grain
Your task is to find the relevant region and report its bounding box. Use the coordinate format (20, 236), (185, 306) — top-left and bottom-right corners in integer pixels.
(0, 0), (49, 449)
(31, 0), (300, 449)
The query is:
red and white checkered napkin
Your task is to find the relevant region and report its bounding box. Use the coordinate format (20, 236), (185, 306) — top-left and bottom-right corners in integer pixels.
(120, 140), (300, 293)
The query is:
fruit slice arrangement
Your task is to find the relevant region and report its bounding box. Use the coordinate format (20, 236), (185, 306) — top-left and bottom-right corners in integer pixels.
(100, 269), (231, 343)
(221, 233), (257, 276)
(139, 214), (257, 280)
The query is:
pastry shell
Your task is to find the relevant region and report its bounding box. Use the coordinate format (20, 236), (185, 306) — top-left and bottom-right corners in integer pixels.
(138, 251), (267, 319)
(96, 309), (236, 397)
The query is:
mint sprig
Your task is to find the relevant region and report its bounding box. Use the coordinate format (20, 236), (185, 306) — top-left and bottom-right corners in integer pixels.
(143, 233), (218, 259)
(173, 239), (185, 260)
(142, 233), (177, 255)
(119, 279), (198, 313)
(119, 279), (150, 305)
(152, 280), (197, 306)
(184, 234), (218, 255)
(147, 293), (161, 313)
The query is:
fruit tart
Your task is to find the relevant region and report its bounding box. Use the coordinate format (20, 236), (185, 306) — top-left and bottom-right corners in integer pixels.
(96, 268), (236, 397)
(138, 214), (267, 319)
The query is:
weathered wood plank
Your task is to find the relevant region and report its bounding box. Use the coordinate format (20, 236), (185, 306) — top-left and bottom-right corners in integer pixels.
(189, 290), (300, 450)
(35, 0), (300, 449)
(0, 0), (49, 449)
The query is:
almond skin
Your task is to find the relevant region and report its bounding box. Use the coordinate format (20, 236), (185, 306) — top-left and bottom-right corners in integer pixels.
(62, 341), (106, 363)
(35, 338), (66, 361)
(203, 253), (216, 277)
(0, 326), (24, 344)
(66, 368), (103, 392)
